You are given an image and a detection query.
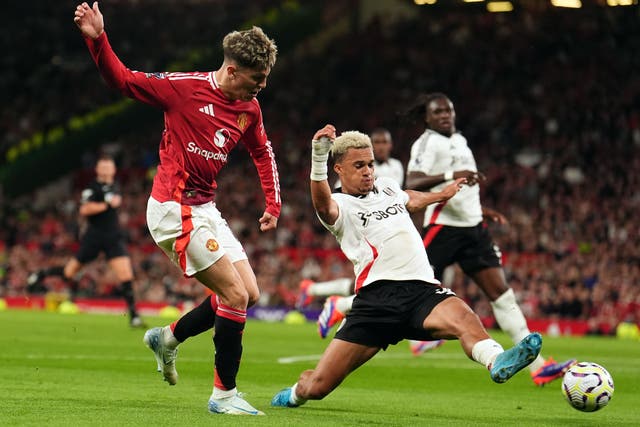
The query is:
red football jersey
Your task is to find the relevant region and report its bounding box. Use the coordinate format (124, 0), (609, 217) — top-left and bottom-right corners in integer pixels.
(85, 33), (281, 217)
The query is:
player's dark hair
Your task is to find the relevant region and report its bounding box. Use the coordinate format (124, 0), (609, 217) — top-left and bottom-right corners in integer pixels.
(370, 127), (392, 141)
(97, 153), (114, 162)
(399, 92), (450, 125)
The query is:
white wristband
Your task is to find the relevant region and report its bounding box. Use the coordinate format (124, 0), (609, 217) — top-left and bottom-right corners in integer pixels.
(310, 153), (329, 181)
(444, 171), (454, 181)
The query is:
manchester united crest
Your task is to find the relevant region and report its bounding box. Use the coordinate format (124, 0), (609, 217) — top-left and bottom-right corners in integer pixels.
(237, 113), (248, 131)
(206, 239), (219, 252)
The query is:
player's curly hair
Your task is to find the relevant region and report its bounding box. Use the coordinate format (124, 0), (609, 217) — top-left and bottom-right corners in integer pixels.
(222, 26), (278, 71)
(332, 131), (372, 163)
(399, 92), (450, 125)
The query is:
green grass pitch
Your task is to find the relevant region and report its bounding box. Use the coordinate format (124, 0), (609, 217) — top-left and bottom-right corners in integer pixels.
(1, 309), (639, 426)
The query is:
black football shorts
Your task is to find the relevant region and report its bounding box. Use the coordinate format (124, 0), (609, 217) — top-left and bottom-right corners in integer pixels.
(334, 279), (456, 349)
(76, 228), (129, 263)
(423, 223), (501, 281)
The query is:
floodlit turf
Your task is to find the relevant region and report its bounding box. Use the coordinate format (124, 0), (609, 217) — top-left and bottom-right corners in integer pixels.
(1, 309), (639, 426)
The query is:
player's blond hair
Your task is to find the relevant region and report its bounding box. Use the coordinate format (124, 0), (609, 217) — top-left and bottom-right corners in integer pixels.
(332, 131), (372, 162)
(223, 26), (277, 71)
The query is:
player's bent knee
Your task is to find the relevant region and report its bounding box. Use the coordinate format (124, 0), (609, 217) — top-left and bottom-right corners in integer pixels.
(247, 289), (260, 307)
(215, 283), (250, 308)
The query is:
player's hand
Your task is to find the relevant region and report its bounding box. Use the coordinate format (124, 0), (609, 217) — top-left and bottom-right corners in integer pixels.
(106, 194), (122, 208)
(312, 124), (336, 156)
(483, 208), (508, 225)
(440, 178), (466, 200)
(458, 170), (486, 186)
(258, 211), (278, 231)
(74, 2), (104, 39)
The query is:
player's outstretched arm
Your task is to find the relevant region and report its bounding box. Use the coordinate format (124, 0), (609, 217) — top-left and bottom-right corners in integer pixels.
(406, 169), (485, 191)
(405, 178), (465, 213)
(74, 2), (104, 39)
(310, 125), (339, 225)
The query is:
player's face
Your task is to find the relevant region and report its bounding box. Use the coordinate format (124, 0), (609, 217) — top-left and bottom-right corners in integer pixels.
(371, 132), (392, 162)
(231, 66), (270, 101)
(335, 147), (375, 196)
(95, 159), (116, 184)
(426, 98), (456, 136)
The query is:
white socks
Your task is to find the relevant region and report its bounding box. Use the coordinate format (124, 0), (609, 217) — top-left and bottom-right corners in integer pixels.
(490, 288), (545, 371)
(290, 383), (307, 406)
(211, 387), (237, 400)
(335, 294), (355, 314)
(309, 278), (353, 297)
(471, 338), (504, 369)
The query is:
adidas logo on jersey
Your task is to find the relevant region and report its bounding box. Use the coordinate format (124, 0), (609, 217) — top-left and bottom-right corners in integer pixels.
(199, 104), (215, 117)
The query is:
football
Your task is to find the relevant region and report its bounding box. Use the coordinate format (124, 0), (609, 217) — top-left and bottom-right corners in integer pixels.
(561, 362), (614, 412)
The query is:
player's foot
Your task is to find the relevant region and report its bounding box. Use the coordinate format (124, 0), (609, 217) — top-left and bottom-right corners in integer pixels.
(410, 339), (445, 356)
(26, 271), (44, 292)
(271, 387), (300, 407)
(27, 271), (42, 286)
(130, 316), (146, 328)
(531, 357), (577, 386)
(317, 296), (345, 339)
(208, 393), (265, 415)
(490, 332), (542, 384)
(296, 279), (315, 310)
(143, 327), (178, 385)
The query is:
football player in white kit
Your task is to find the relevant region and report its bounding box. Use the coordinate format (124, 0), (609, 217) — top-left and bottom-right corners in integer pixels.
(405, 93), (575, 386)
(271, 125), (542, 408)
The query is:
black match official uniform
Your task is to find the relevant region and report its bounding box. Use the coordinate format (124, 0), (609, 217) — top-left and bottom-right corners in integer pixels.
(76, 180), (129, 263)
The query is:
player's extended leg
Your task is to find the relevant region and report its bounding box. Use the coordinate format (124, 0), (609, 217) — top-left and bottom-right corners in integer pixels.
(470, 267), (575, 385)
(142, 261), (260, 386)
(108, 255), (143, 326)
(296, 277), (353, 309)
(422, 296), (541, 383)
(272, 339), (380, 407)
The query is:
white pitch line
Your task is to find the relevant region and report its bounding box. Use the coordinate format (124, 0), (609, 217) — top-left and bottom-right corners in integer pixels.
(277, 351), (466, 364)
(23, 353), (211, 363)
(277, 354), (323, 364)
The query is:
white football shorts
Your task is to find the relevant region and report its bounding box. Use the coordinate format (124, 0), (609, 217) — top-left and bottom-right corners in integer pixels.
(146, 197), (247, 277)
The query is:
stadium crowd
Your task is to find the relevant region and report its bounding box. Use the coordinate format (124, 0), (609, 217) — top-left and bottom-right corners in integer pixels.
(1, 3), (638, 335)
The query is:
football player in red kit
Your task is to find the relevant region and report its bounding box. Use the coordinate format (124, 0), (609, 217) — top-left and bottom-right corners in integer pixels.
(75, 1), (280, 415)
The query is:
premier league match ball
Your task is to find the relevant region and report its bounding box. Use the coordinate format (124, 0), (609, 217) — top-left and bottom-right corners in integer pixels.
(561, 362), (614, 412)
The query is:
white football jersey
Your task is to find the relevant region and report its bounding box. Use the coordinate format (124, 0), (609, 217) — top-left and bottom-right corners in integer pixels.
(318, 176), (439, 293)
(374, 157), (404, 186)
(407, 129), (483, 227)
